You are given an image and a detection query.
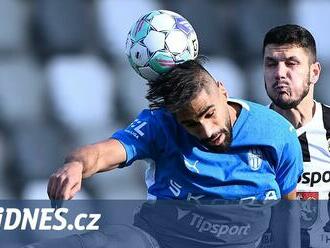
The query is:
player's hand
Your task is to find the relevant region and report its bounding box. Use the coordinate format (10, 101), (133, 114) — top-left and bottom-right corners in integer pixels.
(47, 161), (83, 200)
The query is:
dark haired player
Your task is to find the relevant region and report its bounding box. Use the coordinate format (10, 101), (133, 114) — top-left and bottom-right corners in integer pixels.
(263, 24), (330, 247)
(39, 60), (302, 248)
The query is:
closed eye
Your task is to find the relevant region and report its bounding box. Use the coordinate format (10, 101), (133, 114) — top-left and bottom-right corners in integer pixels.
(286, 60), (299, 66)
(185, 122), (199, 128)
(264, 57), (278, 67)
(205, 111), (215, 119)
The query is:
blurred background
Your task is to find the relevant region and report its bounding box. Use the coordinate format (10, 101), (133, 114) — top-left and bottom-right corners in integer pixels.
(0, 0), (329, 201)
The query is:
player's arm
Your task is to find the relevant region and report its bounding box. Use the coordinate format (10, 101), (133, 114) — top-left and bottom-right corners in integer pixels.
(283, 188), (297, 200)
(270, 194), (301, 248)
(269, 124), (302, 247)
(47, 138), (126, 200)
(275, 123), (303, 199)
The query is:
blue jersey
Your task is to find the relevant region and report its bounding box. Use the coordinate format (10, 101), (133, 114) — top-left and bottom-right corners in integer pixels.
(112, 99), (303, 201)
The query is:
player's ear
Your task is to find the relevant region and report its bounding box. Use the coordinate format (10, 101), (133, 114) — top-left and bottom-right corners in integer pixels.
(310, 62), (321, 84)
(217, 81), (229, 98)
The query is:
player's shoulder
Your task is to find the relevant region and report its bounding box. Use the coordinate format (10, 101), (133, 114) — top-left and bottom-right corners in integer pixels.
(137, 108), (177, 129)
(138, 108), (174, 120)
(235, 99), (292, 127)
(319, 101), (330, 130)
(232, 98), (273, 114)
(320, 101), (330, 115)
(233, 99), (296, 140)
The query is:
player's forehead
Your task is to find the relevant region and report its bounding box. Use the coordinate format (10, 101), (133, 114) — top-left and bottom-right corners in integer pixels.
(264, 44), (309, 60)
(176, 89), (215, 121)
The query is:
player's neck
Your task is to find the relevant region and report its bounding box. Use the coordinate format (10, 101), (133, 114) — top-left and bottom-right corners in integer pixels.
(228, 102), (242, 127)
(271, 98), (315, 129)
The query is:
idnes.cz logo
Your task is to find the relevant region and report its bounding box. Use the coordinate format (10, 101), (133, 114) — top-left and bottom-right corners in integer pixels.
(0, 207), (100, 231)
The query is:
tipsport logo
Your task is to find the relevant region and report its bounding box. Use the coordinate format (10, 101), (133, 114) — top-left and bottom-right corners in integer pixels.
(298, 171), (330, 187)
(176, 207), (251, 238)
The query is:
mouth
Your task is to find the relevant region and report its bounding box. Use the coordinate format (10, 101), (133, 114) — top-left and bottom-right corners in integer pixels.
(274, 81), (289, 88)
(275, 83), (288, 88)
(274, 83), (289, 94)
(208, 133), (225, 146)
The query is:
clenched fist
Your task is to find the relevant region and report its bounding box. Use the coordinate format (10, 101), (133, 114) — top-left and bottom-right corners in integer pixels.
(47, 161), (83, 200)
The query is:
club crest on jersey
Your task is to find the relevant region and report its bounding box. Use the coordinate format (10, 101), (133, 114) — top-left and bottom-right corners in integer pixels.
(247, 148), (263, 171)
(297, 192), (319, 229)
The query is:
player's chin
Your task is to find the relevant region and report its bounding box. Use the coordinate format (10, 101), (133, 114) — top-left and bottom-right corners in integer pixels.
(274, 97), (299, 110)
(207, 140), (231, 152)
(203, 131), (232, 152)
(207, 145), (230, 153)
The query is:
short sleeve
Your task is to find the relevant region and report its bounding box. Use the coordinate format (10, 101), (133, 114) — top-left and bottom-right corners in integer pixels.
(111, 109), (164, 167)
(275, 126), (303, 196)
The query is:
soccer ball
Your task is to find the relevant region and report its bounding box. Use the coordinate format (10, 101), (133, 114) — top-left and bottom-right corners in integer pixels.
(125, 10), (199, 81)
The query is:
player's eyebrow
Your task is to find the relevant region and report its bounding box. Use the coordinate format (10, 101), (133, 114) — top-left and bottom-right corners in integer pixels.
(286, 56), (300, 61)
(180, 105), (215, 125)
(196, 105), (214, 118)
(264, 56), (277, 61)
(265, 56), (300, 62)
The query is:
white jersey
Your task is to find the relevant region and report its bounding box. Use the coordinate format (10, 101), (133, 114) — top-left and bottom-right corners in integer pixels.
(263, 102), (330, 248)
(296, 101), (330, 200)
(294, 102), (330, 248)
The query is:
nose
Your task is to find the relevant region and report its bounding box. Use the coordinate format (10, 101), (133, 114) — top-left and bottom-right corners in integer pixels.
(274, 62), (287, 80)
(199, 121), (214, 139)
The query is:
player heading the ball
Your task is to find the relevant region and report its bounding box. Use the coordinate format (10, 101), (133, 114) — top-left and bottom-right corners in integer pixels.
(126, 10), (198, 81)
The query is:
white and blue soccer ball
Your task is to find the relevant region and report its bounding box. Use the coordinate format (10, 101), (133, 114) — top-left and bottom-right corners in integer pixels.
(125, 10), (199, 81)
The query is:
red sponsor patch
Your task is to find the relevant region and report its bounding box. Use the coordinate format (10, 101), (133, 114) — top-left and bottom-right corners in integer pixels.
(297, 192), (319, 200)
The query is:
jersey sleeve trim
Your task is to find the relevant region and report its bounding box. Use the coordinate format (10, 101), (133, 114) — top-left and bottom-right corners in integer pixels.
(280, 181), (299, 197)
(111, 134), (137, 167)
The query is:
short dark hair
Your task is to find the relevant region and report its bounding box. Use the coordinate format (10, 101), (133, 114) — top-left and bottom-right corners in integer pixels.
(146, 58), (214, 113)
(263, 24), (317, 62)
